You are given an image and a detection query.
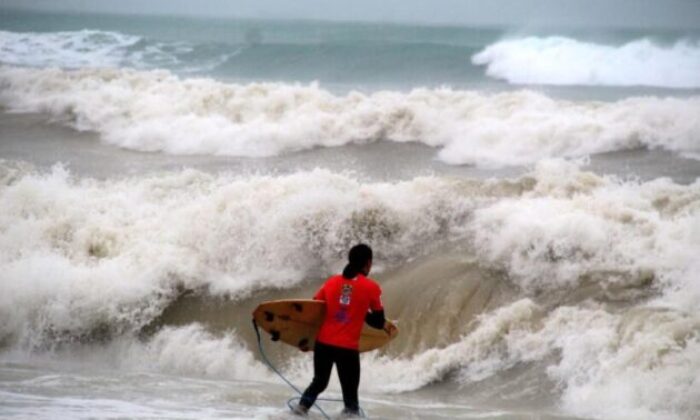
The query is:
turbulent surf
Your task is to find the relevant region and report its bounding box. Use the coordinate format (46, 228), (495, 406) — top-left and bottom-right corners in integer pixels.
(1, 7), (699, 420)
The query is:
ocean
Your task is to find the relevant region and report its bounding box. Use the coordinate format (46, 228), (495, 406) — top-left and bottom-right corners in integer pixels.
(1, 8), (699, 420)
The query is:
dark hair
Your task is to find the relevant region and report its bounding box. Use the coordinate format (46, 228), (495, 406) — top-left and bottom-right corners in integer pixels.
(342, 243), (373, 279)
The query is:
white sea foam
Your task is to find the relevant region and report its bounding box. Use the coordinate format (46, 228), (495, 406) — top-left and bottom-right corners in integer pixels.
(357, 299), (544, 393)
(1, 66), (699, 167)
(0, 30), (143, 69)
(122, 324), (271, 380)
(0, 30), (227, 73)
(470, 159), (700, 298)
(361, 301), (700, 419)
(1, 161), (699, 419)
(290, 160), (698, 419)
(0, 164), (478, 346)
(473, 36), (700, 88)
(0, 326), (275, 419)
(0, 324), (271, 381)
(1, 161), (698, 342)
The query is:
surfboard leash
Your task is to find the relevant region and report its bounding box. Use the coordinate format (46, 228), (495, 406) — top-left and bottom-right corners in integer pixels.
(251, 319), (367, 419)
(252, 319), (332, 419)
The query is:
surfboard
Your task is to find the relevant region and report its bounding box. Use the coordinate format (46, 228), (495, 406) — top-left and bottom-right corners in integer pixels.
(252, 299), (398, 352)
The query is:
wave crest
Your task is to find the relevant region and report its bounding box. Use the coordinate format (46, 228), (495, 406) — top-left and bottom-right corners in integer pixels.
(473, 36), (700, 89)
(1, 66), (699, 167)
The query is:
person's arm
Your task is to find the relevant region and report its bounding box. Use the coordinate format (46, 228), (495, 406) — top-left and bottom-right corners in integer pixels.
(365, 309), (385, 329)
(365, 283), (385, 329)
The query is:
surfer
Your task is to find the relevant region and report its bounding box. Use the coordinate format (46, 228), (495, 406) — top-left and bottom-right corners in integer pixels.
(292, 243), (393, 417)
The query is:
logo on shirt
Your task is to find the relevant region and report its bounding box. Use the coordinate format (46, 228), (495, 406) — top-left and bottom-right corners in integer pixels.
(334, 308), (350, 324)
(339, 284), (353, 306)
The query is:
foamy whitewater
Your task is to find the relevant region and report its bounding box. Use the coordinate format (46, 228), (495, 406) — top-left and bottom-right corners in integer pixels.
(1, 8), (699, 420)
(1, 66), (700, 167)
(472, 37), (700, 89)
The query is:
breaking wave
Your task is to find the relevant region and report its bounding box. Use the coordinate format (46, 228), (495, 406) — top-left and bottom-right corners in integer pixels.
(1, 160), (699, 418)
(473, 36), (700, 89)
(1, 66), (699, 167)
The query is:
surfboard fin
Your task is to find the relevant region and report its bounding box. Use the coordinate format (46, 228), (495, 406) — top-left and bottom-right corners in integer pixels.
(298, 338), (309, 351)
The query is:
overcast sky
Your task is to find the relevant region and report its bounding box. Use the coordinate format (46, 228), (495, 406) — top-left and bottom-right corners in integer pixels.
(2, 0), (699, 29)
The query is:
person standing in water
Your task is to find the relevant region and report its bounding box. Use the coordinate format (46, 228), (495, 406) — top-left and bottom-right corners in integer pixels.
(292, 243), (392, 417)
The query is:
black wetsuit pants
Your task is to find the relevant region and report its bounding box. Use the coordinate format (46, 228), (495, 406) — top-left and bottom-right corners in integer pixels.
(299, 341), (360, 412)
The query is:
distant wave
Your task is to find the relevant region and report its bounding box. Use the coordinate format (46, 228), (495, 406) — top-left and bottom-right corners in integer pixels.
(473, 37), (700, 89)
(0, 29), (231, 73)
(1, 66), (699, 167)
(0, 28), (485, 87)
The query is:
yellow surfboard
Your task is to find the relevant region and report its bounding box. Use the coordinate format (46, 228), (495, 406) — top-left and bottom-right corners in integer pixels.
(252, 299), (398, 352)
